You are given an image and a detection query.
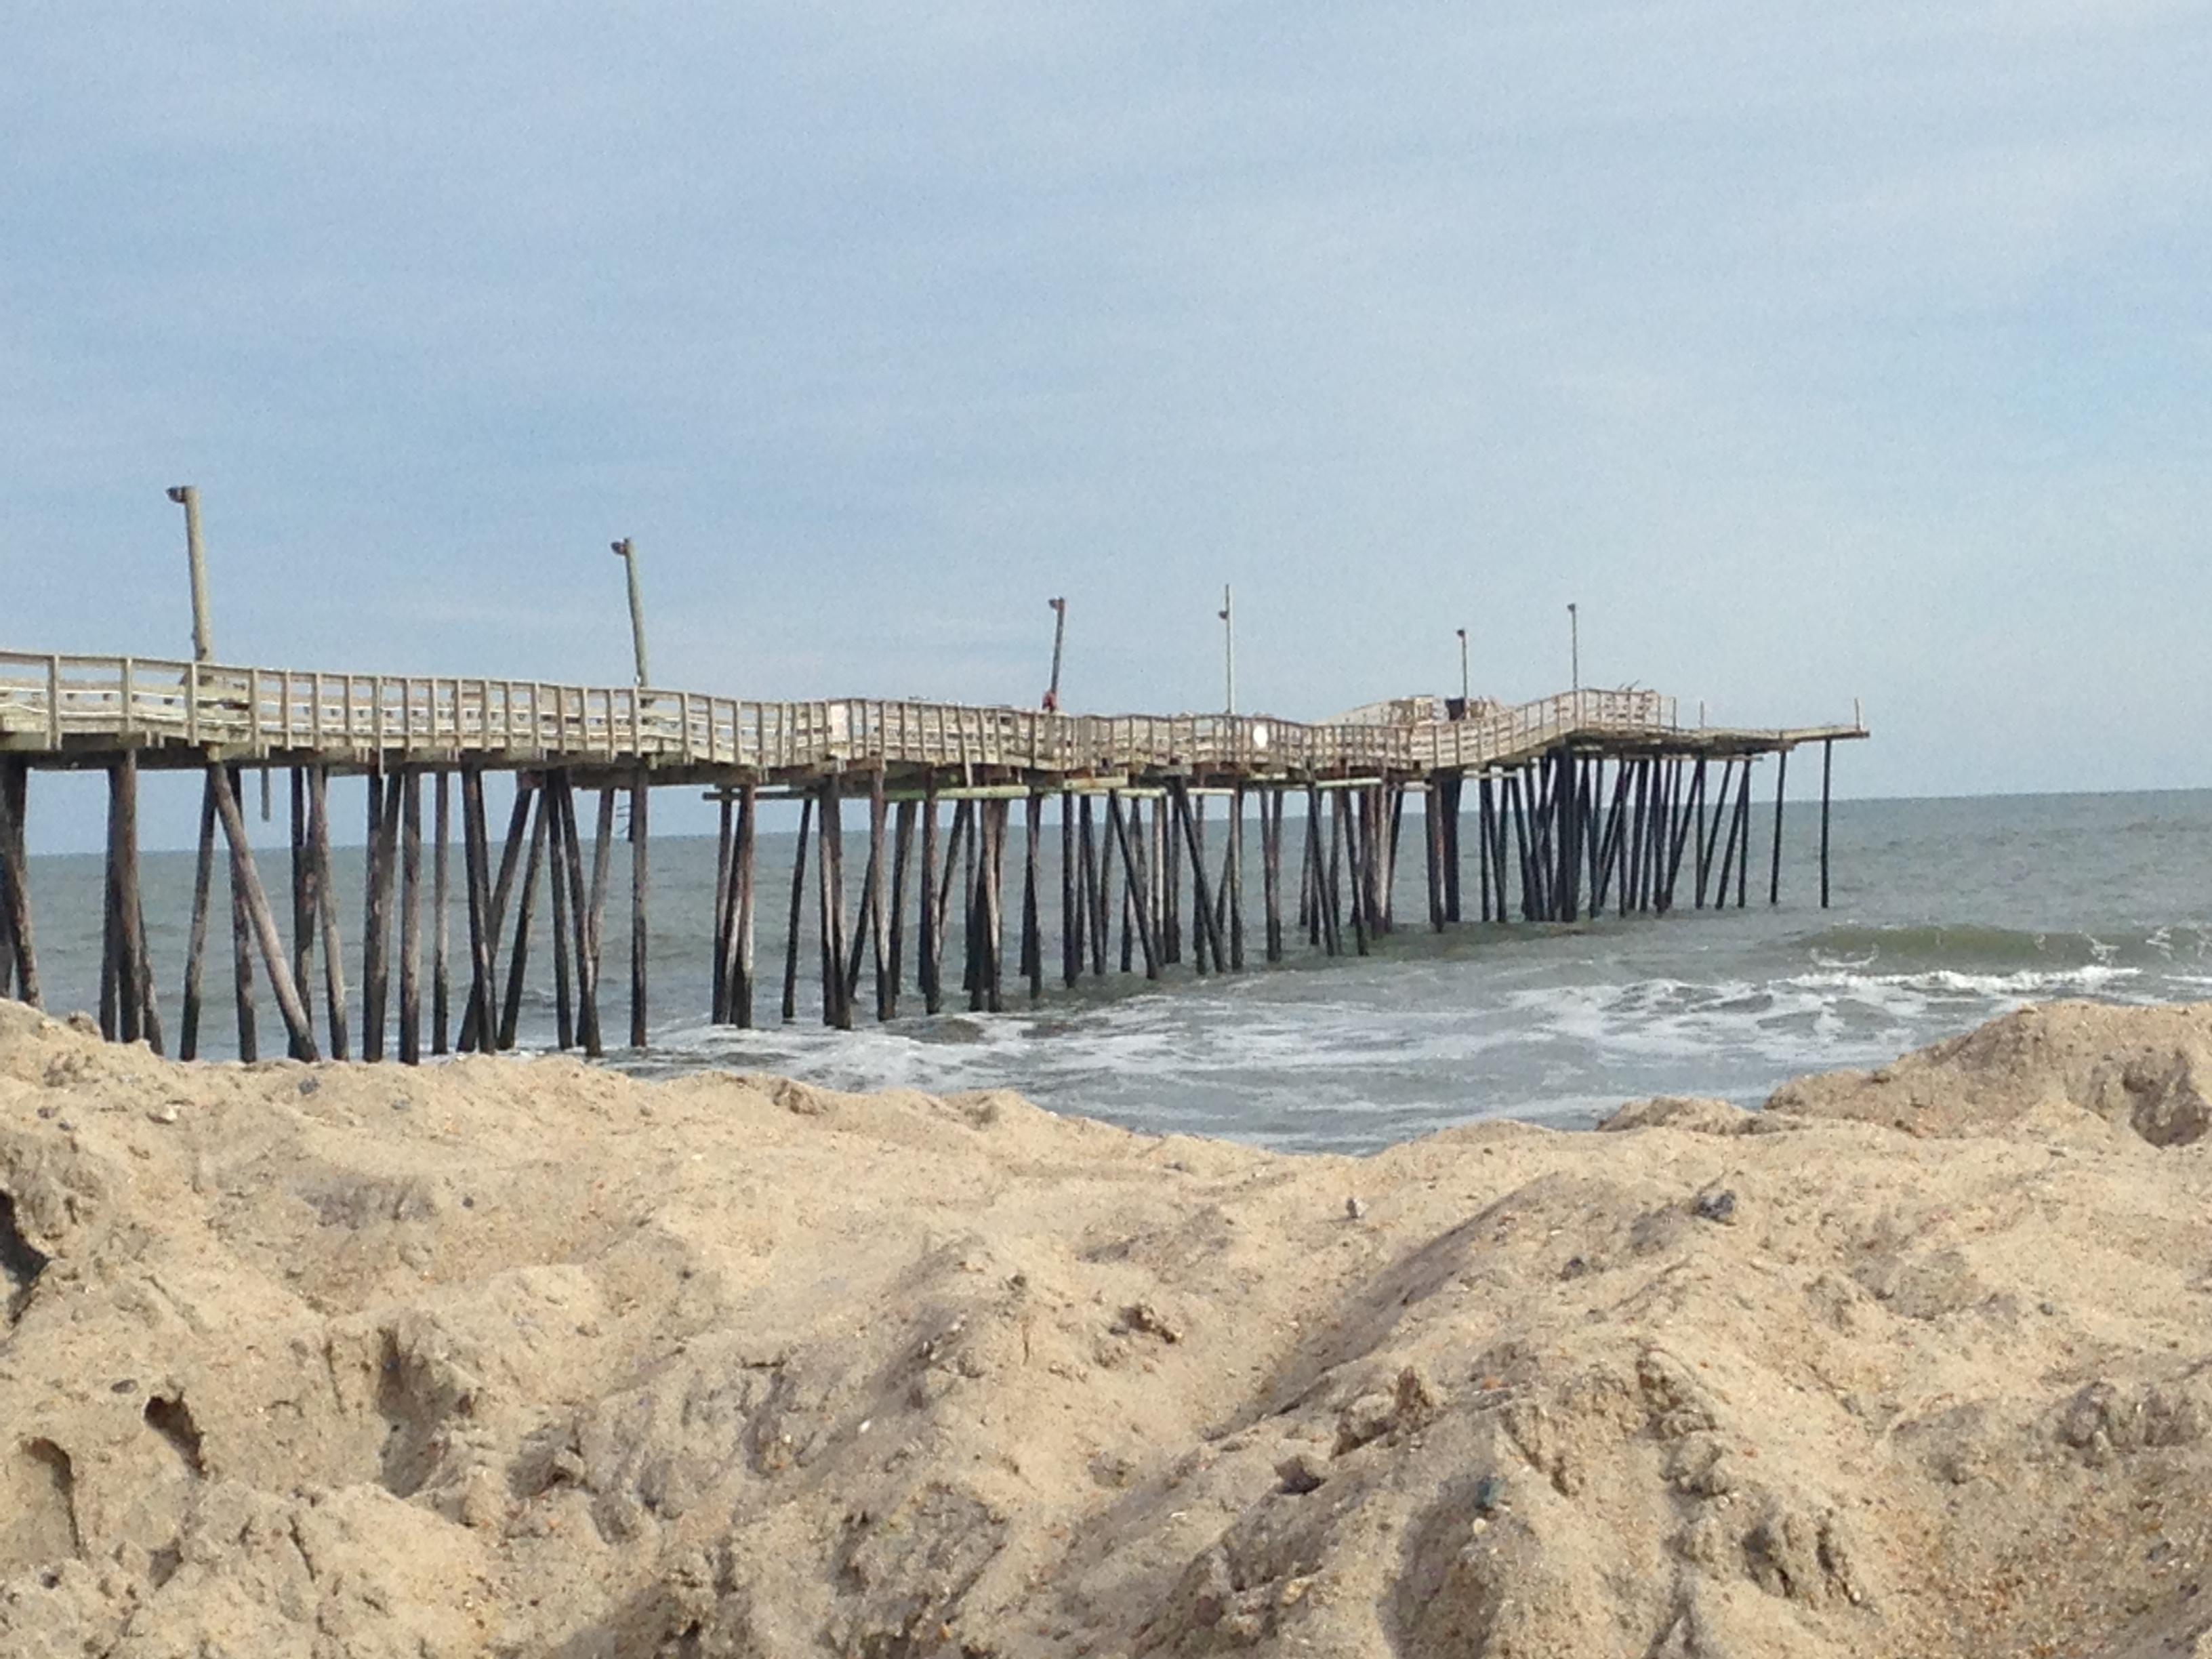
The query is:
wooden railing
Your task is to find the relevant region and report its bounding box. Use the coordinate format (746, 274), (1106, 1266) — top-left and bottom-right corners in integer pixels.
(0, 650), (1712, 778)
(1411, 689), (1679, 770)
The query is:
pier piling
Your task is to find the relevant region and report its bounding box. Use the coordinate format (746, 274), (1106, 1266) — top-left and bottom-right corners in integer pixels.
(1734, 764), (1753, 909)
(872, 774), (895, 1021)
(630, 770), (650, 1047)
(920, 789), (942, 1013)
(1262, 787), (1285, 962)
(497, 783), (548, 1052)
(1060, 791), (1080, 988)
(289, 769), (314, 1058)
(713, 794), (734, 1024)
(1023, 791), (1043, 1002)
(735, 786), (758, 1025)
(1820, 740), (1834, 909)
(1228, 788), (1247, 970)
(311, 768), (349, 1059)
(180, 773), (216, 1059)
(432, 773), (451, 1054)
(1768, 750), (1788, 907)
(362, 775), (393, 1060)
(228, 766), (259, 1063)
(548, 777), (575, 1046)
(209, 762), (316, 1060)
(459, 770), (494, 1055)
(401, 772), (423, 1063)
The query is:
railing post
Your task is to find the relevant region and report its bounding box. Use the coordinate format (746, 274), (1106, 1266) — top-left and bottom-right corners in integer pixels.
(187, 660), (201, 745)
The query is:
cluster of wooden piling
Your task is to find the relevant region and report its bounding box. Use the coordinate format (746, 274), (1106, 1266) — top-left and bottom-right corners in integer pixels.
(0, 758), (663, 1065)
(700, 778), (1275, 1033)
(0, 733), (1846, 1056)
(1456, 742), (1835, 924)
(686, 738), (1842, 1033)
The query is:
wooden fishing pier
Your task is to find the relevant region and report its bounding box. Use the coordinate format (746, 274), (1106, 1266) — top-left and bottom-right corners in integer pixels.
(0, 649), (1866, 1063)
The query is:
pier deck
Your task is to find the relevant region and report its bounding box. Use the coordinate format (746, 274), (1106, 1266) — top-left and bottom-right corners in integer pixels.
(0, 645), (1866, 1065)
(0, 650), (1857, 783)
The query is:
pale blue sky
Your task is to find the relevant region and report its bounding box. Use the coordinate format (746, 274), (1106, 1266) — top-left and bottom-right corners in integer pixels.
(6, 3), (2210, 848)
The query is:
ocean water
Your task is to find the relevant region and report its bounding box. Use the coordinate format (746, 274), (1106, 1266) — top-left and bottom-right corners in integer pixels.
(12, 789), (2212, 1152)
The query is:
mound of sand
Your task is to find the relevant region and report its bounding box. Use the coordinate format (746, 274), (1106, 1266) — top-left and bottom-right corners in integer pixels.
(4, 997), (2212, 1657)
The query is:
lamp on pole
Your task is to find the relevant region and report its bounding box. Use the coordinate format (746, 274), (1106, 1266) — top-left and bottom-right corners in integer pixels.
(1568, 602), (1580, 693)
(1456, 628), (1469, 706)
(1218, 585), (1236, 715)
(1043, 597), (1067, 712)
(167, 485), (212, 661)
(611, 539), (649, 687)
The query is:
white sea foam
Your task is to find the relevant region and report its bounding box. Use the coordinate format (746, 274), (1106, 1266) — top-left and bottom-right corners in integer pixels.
(632, 945), (2198, 1153)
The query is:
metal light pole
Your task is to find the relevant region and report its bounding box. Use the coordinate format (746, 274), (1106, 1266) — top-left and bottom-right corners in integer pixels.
(1568, 602), (1579, 693)
(1044, 597), (1067, 711)
(1456, 628), (1469, 705)
(611, 539), (649, 687)
(167, 485), (212, 661)
(1218, 585), (1236, 715)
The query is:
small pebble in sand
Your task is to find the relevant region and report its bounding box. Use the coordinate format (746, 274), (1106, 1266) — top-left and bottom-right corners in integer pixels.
(1276, 1452), (1328, 1494)
(1694, 1189), (1738, 1225)
(1345, 1196), (1367, 1221)
(1119, 1303), (1183, 1345)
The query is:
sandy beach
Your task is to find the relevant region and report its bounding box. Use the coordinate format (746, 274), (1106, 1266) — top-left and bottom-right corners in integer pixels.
(5, 996), (2212, 1656)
